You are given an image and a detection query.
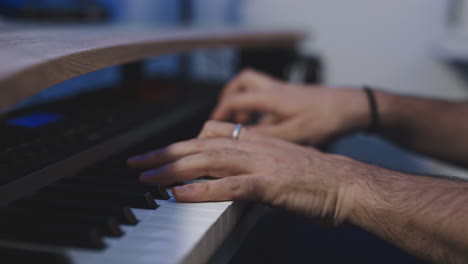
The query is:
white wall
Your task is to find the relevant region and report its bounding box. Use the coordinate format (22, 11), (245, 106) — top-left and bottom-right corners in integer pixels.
(242, 0), (468, 99)
(241, 0), (468, 176)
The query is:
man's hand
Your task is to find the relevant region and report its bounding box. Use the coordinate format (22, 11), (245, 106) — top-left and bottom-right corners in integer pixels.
(211, 69), (369, 144)
(128, 121), (468, 263)
(128, 120), (366, 225)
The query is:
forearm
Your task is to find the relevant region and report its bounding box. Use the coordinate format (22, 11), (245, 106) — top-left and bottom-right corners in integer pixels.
(375, 91), (468, 167)
(349, 164), (468, 263)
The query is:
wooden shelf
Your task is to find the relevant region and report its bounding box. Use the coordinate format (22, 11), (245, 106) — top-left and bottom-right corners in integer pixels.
(0, 25), (304, 111)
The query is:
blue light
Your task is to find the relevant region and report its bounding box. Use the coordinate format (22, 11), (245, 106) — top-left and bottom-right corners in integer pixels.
(7, 112), (64, 128)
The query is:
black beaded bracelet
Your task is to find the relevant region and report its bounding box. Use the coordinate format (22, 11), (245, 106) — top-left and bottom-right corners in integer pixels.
(363, 86), (379, 133)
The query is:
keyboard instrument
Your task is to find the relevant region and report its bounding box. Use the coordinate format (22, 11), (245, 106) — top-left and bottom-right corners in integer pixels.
(0, 26), (304, 264)
(0, 85), (246, 264)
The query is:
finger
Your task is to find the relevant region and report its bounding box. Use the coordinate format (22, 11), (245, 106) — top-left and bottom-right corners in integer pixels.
(219, 68), (273, 100)
(218, 73), (247, 101)
(138, 149), (255, 185)
(198, 120), (309, 153)
(128, 137), (264, 168)
(234, 111), (251, 124)
(127, 138), (203, 168)
(172, 175), (264, 202)
(127, 148), (167, 168)
(210, 91), (283, 121)
(198, 120), (255, 141)
(257, 113), (279, 125)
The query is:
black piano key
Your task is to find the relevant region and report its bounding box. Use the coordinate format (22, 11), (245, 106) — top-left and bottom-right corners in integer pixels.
(0, 224), (105, 249)
(0, 247), (70, 264)
(62, 178), (170, 200)
(11, 199), (138, 225)
(37, 184), (158, 209)
(0, 208), (123, 237)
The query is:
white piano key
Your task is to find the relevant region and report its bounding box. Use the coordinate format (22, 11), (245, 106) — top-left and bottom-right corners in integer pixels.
(66, 200), (243, 264)
(0, 198), (243, 264)
(149, 206), (223, 221)
(158, 198), (233, 212)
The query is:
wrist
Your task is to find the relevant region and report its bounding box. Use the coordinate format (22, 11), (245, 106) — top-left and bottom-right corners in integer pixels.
(334, 88), (371, 133)
(339, 88), (401, 135)
(323, 154), (380, 225)
(313, 154), (402, 227)
(345, 161), (405, 228)
(370, 89), (414, 136)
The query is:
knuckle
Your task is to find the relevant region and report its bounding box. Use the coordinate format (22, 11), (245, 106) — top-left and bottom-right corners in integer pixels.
(199, 149), (223, 161)
(179, 138), (204, 152)
(211, 138), (234, 149)
(201, 148), (247, 169)
(217, 148), (244, 159)
(197, 182), (210, 194)
(246, 176), (264, 200)
(202, 120), (220, 133)
(228, 178), (244, 199)
(229, 176), (265, 201)
(198, 151), (213, 161)
(190, 139), (206, 152)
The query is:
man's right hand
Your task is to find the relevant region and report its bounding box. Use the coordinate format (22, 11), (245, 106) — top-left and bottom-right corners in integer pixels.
(211, 69), (370, 145)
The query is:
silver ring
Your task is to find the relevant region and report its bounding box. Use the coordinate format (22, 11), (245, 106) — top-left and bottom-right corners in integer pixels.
(232, 123), (242, 140)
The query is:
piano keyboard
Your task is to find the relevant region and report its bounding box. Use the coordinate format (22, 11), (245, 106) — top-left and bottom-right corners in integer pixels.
(0, 86), (247, 264)
(0, 195), (243, 264)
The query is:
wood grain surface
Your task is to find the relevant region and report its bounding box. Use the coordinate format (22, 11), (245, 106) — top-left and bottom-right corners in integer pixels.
(0, 25), (305, 111)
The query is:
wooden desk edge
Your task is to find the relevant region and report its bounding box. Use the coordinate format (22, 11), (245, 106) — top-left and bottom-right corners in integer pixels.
(0, 29), (305, 112)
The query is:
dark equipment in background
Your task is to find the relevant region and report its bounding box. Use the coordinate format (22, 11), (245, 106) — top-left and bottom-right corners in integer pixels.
(0, 0), (108, 22)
